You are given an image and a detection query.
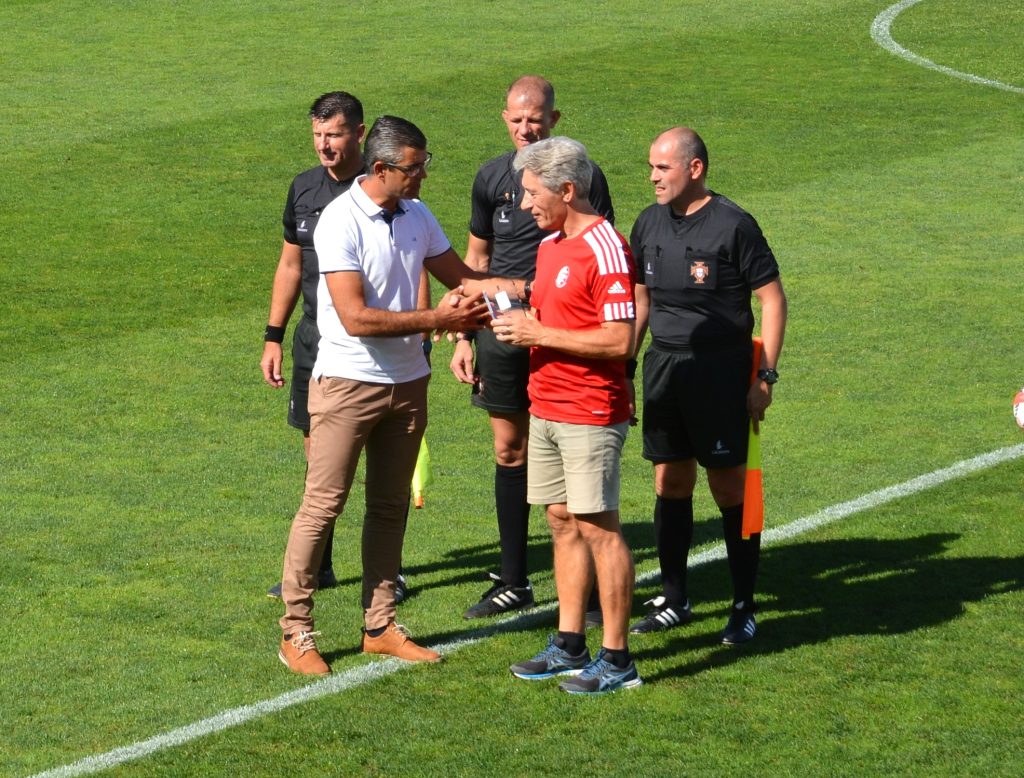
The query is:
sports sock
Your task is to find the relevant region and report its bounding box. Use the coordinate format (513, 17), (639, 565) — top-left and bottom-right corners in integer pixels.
(601, 647), (631, 668)
(721, 503), (760, 610)
(654, 495), (694, 604)
(495, 463), (530, 586)
(555, 630), (586, 656)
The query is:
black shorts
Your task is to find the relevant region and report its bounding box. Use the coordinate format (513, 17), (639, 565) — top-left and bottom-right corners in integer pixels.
(641, 342), (752, 468)
(470, 328), (530, 414)
(287, 315), (319, 432)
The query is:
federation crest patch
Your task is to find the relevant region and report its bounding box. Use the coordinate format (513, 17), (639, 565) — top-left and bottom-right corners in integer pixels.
(556, 266), (570, 288)
(690, 261), (710, 284)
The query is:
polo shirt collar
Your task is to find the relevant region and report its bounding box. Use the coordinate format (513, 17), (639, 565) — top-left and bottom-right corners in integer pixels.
(351, 175), (407, 222)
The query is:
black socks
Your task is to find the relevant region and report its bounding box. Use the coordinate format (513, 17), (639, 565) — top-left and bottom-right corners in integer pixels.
(496, 463), (530, 586)
(554, 631), (586, 656)
(654, 495), (694, 604)
(721, 503), (760, 610)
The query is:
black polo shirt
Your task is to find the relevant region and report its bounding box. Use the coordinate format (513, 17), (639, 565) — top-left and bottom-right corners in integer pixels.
(468, 150), (615, 279)
(630, 193), (779, 350)
(282, 165), (359, 319)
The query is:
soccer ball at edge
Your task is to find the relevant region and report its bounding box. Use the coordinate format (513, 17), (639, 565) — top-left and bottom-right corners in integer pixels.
(1014, 388), (1024, 430)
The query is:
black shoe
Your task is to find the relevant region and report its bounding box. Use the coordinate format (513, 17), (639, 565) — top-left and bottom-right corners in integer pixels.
(463, 572), (534, 619)
(395, 573), (409, 605)
(629, 596), (693, 634)
(721, 605), (756, 645)
(584, 609), (603, 629)
(266, 567), (337, 600)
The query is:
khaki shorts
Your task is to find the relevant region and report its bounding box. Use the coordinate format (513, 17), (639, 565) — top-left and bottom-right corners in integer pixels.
(527, 417), (628, 515)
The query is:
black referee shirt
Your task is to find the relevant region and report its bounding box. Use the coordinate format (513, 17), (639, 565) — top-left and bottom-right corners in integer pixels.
(469, 150), (615, 279)
(282, 165), (359, 319)
(630, 193), (779, 350)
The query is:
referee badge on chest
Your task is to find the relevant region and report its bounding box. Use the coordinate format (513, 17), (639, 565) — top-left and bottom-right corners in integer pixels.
(684, 254), (718, 289)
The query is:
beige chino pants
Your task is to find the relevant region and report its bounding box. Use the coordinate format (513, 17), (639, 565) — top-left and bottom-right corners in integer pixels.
(280, 374), (428, 635)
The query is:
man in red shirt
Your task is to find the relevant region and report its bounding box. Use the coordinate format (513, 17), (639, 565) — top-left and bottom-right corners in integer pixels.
(493, 136), (640, 694)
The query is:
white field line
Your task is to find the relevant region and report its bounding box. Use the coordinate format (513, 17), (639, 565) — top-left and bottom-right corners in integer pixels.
(871, 0), (1024, 94)
(29, 442), (1024, 778)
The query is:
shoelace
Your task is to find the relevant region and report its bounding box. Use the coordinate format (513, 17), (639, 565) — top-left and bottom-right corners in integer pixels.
(290, 630), (322, 655)
(392, 624), (412, 639)
(536, 637), (566, 660)
(580, 656), (614, 680)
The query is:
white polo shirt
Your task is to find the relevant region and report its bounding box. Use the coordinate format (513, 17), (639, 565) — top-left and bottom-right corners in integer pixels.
(312, 175), (451, 384)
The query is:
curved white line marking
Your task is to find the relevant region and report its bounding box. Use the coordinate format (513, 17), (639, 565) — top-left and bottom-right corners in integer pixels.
(29, 441), (1024, 778)
(871, 0), (1024, 94)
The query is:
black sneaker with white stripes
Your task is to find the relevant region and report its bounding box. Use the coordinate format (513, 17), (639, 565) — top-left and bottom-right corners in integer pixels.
(629, 596), (693, 634)
(721, 605), (756, 645)
(463, 572), (534, 619)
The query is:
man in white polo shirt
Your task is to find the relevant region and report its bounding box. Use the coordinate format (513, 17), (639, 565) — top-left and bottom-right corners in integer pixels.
(278, 115), (529, 675)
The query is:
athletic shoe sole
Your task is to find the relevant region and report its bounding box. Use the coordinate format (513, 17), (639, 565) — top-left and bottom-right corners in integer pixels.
(560, 677), (643, 695)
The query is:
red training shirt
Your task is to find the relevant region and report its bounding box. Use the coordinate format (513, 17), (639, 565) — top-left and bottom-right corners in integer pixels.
(528, 217), (636, 426)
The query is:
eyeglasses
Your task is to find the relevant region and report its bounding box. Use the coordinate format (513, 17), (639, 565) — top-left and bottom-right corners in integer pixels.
(384, 152), (432, 176)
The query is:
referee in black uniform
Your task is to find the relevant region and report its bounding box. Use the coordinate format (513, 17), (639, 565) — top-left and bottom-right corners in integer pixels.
(450, 75), (614, 619)
(628, 127), (787, 644)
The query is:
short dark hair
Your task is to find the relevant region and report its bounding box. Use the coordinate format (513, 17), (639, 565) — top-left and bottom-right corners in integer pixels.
(364, 115), (427, 168)
(308, 91), (364, 125)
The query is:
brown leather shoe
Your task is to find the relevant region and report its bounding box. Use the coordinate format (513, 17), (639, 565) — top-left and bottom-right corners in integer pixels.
(279, 630), (330, 675)
(361, 622), (442, 663)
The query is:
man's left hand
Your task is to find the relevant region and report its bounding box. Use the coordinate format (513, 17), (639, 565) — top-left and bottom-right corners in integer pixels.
(747, 381), (773, 434)
(492, 309), (540, 348)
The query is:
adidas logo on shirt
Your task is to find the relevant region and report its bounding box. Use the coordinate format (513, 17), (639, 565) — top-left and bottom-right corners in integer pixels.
(607, 280), (628, 295)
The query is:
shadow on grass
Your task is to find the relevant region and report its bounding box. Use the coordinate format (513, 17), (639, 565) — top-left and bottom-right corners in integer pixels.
(635, 532), (1024, 683)
(312, 509), (680, 599)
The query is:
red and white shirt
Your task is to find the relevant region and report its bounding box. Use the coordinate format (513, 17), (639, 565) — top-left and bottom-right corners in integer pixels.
(528, 217), (636, 425)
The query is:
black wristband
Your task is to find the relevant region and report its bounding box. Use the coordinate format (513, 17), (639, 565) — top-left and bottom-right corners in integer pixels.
(264, 325), (286, 343)
(625, 358), (638, 380)
(523, 279), (532, 304)
(458, 331), (476, 343)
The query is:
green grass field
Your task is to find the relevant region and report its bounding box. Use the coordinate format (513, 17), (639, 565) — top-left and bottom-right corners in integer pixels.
(2, 1), (1022, 776)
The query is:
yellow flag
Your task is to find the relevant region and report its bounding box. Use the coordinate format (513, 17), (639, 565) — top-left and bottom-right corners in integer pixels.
(411, 438), (433, 508)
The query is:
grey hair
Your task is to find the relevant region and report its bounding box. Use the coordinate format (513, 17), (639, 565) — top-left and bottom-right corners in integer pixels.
(364, 115), (427, 168)
(513, 136), (592, 199)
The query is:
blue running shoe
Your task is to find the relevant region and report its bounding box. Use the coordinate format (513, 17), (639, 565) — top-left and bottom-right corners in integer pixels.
(510, 635), (590, 680)
(558, 649), (643, 695)
(721, 606), (756, 645)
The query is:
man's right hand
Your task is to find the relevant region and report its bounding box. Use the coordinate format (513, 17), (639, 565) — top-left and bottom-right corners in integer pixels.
(449, 339), (476, 384)
(433, 287), (489, 336)
(261, 342), (286, 388)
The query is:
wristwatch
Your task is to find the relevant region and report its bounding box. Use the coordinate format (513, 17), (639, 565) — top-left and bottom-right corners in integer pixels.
(757, 367), (779, 385)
